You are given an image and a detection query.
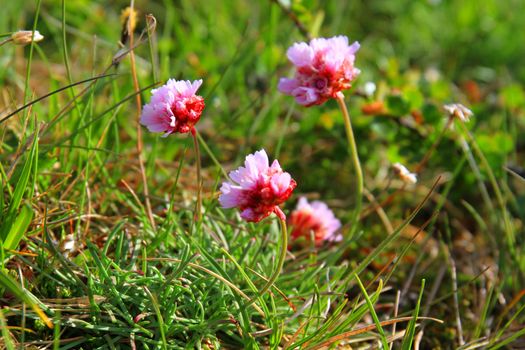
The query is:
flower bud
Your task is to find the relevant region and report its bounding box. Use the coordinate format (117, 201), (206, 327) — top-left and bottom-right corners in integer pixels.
(444, 103), (473, 123)
(392, 163), (417, 184)
(11, 30), (44, 45)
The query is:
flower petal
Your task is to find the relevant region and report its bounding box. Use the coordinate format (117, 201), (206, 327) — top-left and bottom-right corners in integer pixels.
(287, 42), (314, 67)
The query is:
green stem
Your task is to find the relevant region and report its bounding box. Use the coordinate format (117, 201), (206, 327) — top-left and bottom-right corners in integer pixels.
(415, 116), (453, 173)
(459, 122), (515, 254)
(191, 129), (202, 222)
(145, 15), (158, 84)
(335, 92), (363, 236)
(0, 38), (11, 47)
(244, 208), (288, 307)
(23, 0), (42, 105)
(196, 131), (229, 179)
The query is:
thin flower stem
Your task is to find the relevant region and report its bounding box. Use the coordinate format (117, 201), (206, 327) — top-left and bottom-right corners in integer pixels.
(335, 92), (363, 235)
(191, 129), (202, 222)
(128, 0), (155, 229)
(24, 0), (42, 106)
(196, 132), (229, 179)
(459, 122), (516, 253)
(447, 248), (465, 346)
(0, 37), (12, 46)
(360, 116), (453, 220)
(415, 116), (453, 173)
(244, 208), (288, 308)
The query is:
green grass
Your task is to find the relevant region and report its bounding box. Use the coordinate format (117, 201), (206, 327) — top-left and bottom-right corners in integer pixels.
(1, 0), (525, 348)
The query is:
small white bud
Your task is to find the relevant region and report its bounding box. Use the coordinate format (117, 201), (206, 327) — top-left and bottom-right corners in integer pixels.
(393, 163), (417, 184)
(444, 103), (473, 123)
(363, 81), (376, 97)
(11, 30), (44, 45)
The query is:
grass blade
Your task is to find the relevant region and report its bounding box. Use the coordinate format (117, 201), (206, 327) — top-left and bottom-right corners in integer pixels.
(401, 279), (426, 350)
(346, 177), (440, 279)
(3, 204), (33, 251)
(0, 74), (115, 125)
(0, 311), (16, 350)
(0, 132), (38, 241)
(354, 275), (389, 349)
(0, 269), (52, 328)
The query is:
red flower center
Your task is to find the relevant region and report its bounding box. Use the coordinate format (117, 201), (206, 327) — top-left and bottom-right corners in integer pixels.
(169, 96), (205, 133)
(239, 177), (297, 223)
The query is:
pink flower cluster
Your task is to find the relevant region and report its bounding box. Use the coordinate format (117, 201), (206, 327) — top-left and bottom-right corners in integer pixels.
(289, 197), (342, 246)
(278, 35), (360, 106)
(140, 79), (205, 136)
(219, 150), (296, 223)
(140, 36), (354, 246)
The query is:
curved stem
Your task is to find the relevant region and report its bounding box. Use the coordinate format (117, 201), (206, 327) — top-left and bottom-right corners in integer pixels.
(244, 208), (288, 307)
(335, 92), (363, 236)
(414, 116), (453, 173)
(191, 129), (202, 222)
(0, 38), (12, 47)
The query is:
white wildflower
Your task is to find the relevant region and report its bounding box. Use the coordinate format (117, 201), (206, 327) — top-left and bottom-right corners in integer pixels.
(444, 103), (473, 123)
(393, 163), (417, 184)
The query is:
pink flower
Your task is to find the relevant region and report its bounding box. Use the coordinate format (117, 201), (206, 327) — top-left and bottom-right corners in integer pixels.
(289, 197), (342, 246)
(278, 36), (360, 106)
(140, 79), (205, 136)
(219, 149), (297, 223)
